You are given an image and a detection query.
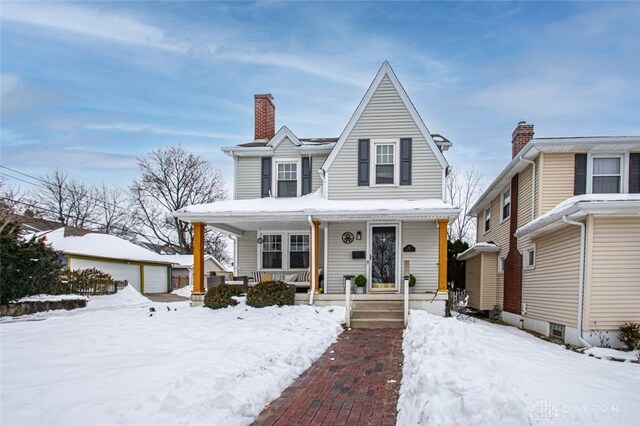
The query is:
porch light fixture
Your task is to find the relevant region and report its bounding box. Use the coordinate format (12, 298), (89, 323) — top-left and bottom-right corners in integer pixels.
(256, 237), (263, 244)
(356, 231), (362, 240)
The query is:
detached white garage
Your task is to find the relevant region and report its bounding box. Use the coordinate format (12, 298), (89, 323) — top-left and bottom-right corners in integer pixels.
(41, 228), (173, 294)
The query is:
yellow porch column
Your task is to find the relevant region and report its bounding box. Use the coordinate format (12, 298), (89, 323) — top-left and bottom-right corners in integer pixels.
(438, 218), (449, 292)
(313, 220), (321, 294)
(193, 222), (205, 294)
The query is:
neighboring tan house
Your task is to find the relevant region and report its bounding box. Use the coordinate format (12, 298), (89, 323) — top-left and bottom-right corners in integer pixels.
(38, 227), (174, 294)
(162, 254), (229, 289)
(459, 122), (640, 347)
(175, 62), (460, 326)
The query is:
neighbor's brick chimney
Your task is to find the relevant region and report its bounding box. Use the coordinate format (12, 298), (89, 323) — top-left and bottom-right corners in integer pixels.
(254, 94), (275, 141)
(511, 121), (534, 158)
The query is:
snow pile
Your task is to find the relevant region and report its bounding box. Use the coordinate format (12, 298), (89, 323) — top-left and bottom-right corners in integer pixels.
(585, 347), (640, 362)
(398, 311), (640, 425)
(85, 284), (152, 310)
(1, 299), (344, 426)
(171, 284), (193, 298)
(18, 294), (88, 302)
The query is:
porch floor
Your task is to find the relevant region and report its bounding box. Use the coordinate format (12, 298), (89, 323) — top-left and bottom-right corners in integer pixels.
(252, 328), (402, 426)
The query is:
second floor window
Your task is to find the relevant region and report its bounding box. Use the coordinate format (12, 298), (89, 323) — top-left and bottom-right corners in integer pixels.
(375, 143), (395, 185)
(501, 187), (511, 221)
(592, 157), (621, 194)
(484, 207), (491, 233)
(277, 162), (298, 197)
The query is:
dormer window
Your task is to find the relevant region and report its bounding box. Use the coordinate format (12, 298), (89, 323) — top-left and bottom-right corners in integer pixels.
(371, 140), (398, 185)
(591, 156), (622, 194)
(275, 160), (299, 197)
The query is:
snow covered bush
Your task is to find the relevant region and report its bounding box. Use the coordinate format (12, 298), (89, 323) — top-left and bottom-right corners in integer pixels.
(618, 322), (640, 350)
(203, 284), (242, 310)
(246, 281), (295, 308)
(0, 221), (64, 304)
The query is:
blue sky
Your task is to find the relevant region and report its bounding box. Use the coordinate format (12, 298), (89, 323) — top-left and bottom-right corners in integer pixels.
(1, 1), (639, 194)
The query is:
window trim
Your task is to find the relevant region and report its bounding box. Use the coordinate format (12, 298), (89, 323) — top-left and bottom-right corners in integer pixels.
(370, 139), (400, 187)
(483, 206), (491, 234)
(272, 158), (302, 198)
(500, 187), (511, 222)
(257, 230), (310, 271)
(586, 154), (626, 194)
(497, 255), (506, 274)
(524, 245), (536, 270)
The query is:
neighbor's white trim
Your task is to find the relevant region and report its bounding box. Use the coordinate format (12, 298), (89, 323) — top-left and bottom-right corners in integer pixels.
(322, 61), (449, 173)
(233, 156), (238, 200)
(369, 139), (400, 187)
(233, 236), (238, 277)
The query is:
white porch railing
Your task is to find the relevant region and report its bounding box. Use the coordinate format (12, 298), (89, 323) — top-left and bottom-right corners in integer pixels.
(403, 277), (409, 327)
(345, 278), (352, 327)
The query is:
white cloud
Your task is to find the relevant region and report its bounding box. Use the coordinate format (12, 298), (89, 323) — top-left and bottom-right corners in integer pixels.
(85, 123), (246, 141)
(1, 2), (187, 52)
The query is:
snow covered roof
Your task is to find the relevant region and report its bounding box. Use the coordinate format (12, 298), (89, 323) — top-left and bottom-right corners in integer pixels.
(174, 188), (460, 225)
(471, 135), (640, 214)
(515, 194), (640, 237)
(160, 254), (229, 271)
(457, 242), (500, 261)
(36, 228), (174, 265)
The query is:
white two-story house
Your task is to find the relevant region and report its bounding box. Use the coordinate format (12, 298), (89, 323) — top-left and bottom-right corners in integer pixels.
(175, 62), (460, 326)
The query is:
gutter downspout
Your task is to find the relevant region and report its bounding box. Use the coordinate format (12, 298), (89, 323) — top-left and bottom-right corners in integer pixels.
(562, 215), (591, 348)
(520, 157), (536, 221)
(307, 215), (316, 305)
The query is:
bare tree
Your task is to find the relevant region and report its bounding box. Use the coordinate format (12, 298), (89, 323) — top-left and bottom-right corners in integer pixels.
(94, 182), (137, 238)
(446, 166), (485, 243)
(131, 145), (228, 260)
(0, 177), (34, 216)
(35, 169), (96, 228)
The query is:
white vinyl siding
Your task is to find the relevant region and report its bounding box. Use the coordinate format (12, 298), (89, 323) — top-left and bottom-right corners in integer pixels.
(401, 221), (438, 293)
(326, 222), (366, 293)
(311, 154), (328, 192)
(522, 225), (581, 327)
(143, 265), (169, 293)
(235, 157), (262, 200)
(327, 75), (443, 199)
(237, 231), (258, 276)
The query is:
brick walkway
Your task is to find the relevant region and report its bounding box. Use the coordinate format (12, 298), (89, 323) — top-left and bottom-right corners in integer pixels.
(253, 329), (403, 426)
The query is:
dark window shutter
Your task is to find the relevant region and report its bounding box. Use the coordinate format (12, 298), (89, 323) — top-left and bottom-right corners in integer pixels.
(357, 139), (370, 186)
(301, 157), (312, 195)
(400, 138), (412, 185)
(261, 157), (272, 198)
(574, 153), (587, 195)
(630, 153), (640, 193)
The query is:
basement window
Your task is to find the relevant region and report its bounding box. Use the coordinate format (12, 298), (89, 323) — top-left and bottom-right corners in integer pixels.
(550, 323), (566, 341)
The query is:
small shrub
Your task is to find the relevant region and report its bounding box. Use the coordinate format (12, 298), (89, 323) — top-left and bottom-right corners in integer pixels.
(204, 284), (242, 310)
(355, 274), (367, 287)
(60, 268), (114, 294)
(408, 274), (416, 288)
(246, 281), (295, 308)
(619, 322), (640, 350)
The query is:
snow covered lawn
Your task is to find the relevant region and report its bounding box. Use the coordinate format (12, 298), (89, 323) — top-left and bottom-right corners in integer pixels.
(1, 288), (344, 426)
(398, 311), (640, 425)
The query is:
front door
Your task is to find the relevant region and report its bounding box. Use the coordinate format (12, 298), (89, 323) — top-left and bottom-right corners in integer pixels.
(369, 224), (398, 291)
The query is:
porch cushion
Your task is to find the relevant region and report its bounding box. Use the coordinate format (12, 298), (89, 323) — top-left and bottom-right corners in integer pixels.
(293, 270), (309, 282)
(272, 272), (285, 281)
(260, 272), (273, 282)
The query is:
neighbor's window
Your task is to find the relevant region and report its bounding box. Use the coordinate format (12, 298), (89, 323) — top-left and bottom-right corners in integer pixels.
(592, 157), (622, 194)
(501, 187), (511, 220)
(375, 143), (395, 185)
(262, 234), (282, 269)
(277, 162), (298, 197)
(498, 256), (506, 273)
(525, 246), (536, 269)
(484, 207), (491, 233)
(289, 234), (310, 269)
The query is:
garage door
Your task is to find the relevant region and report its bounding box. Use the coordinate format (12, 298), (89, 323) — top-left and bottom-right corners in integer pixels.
(144, 265), (169, 294)
(70, 258), (141, 292)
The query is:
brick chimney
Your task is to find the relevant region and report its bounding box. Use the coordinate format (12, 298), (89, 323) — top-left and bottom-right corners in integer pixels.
(511, 121), (534, 158)
(254, 94), (275, 141)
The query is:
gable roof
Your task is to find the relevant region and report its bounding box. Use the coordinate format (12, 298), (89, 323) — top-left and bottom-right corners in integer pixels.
(322, 61), (449, 172)
(267, 126), (302, 149)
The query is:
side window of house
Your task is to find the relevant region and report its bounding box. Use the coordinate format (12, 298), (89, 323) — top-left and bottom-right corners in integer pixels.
(591, 157), (621, 194)
(524, 246), (536, 269)
(374, 143), (395, 185)
(262, 235), (282, 269)
(277, 162), (298, 197)
(289, 235), (309, 269)
(484, 207), (491, 233)
(501, 187), (511, 220)
(498, 256), (506, 273)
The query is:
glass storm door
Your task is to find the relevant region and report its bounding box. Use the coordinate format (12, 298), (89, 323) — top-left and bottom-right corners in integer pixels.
(370, 225), (397, 290)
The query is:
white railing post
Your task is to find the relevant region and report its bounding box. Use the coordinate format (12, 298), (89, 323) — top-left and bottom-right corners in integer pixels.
(404, 277), (409, 327)
(345, 278), (351, 328)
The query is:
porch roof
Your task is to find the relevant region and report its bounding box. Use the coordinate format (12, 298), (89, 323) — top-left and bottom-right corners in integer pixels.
(456, 242), (500, 261)
(174, 189), (460, 234)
